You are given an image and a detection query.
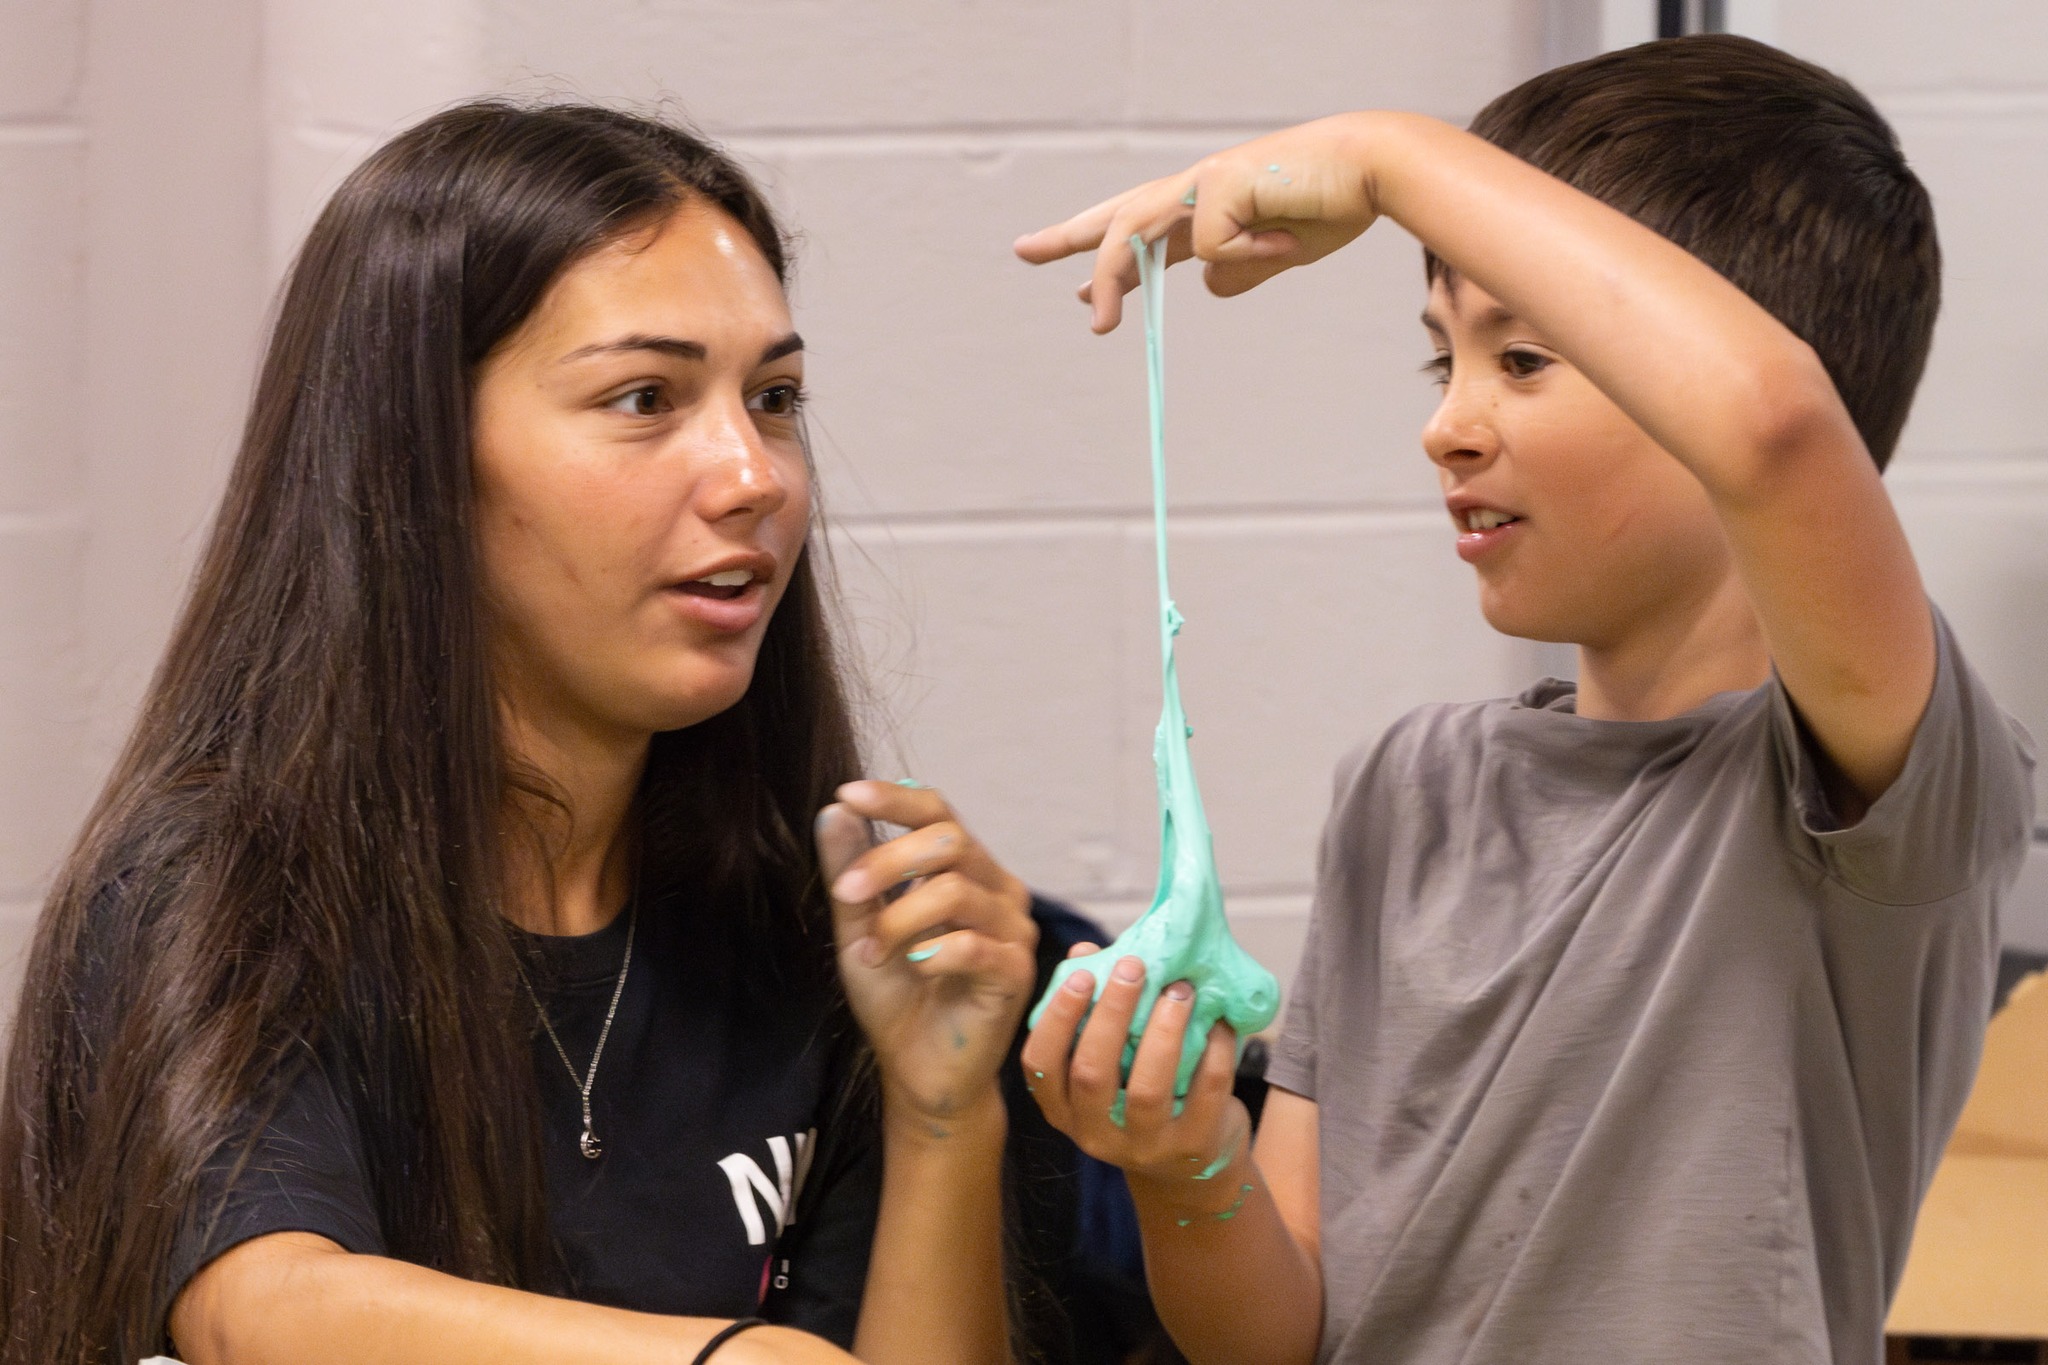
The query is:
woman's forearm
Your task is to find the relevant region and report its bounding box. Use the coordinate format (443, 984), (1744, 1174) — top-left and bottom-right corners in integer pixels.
(171, 1232), (856, 1365)
(854, 1092), (1012, 1365)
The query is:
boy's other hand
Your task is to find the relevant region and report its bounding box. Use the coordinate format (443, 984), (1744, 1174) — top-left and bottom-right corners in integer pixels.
(1020, 944), (1253, 1209)
(1013, 113), (1383, 333)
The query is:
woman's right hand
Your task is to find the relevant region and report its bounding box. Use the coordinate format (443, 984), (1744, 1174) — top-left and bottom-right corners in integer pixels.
(814, 781), (1037, 1128)
(1019, 944), (1253, 1209)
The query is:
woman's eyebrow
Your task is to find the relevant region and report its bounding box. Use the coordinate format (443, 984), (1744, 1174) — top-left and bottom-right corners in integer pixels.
(561, 334), (707, 364)
(558, 332), (804, 366)
(758, 333), (804, 365)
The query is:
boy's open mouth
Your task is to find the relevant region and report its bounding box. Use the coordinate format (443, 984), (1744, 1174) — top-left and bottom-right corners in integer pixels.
(1451, 504), (1523, 563)
(1460, 508), (1521, 532)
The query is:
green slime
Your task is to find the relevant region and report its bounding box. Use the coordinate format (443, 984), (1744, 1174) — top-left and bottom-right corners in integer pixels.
(1029, 235), (1280, 1111)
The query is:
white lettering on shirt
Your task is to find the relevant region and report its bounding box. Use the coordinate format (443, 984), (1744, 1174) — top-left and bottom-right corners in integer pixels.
(717, 1128), (816, 1247)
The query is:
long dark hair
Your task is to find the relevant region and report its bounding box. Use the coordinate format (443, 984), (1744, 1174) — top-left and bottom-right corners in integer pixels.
(0, 100), (861, 1362)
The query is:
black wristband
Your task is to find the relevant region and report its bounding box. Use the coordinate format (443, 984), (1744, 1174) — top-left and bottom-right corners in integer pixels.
(691, 1317), (768, 1365)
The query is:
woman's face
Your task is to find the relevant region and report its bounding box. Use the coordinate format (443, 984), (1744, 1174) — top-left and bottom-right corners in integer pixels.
(472, 199), (811, 746)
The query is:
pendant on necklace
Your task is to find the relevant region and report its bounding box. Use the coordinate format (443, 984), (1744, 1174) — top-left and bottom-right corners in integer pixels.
(580, 1126), (604, 1161)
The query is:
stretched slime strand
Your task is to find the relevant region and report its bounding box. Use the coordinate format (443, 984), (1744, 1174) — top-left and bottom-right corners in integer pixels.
(1030, 234), (1279, 1113)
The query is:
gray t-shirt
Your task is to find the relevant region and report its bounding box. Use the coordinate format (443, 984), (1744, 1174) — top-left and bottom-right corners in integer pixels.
(1268, 613), (2034, 1364)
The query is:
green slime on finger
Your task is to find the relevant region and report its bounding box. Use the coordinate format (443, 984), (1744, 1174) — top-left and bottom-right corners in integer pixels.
(1029, 234), (1280, 1117)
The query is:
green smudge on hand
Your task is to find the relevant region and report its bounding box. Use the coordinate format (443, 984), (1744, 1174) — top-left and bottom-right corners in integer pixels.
(1028, 235), (1280, 1109)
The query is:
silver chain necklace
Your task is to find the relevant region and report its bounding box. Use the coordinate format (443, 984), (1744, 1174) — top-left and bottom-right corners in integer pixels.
(516, 901), (636, 1160)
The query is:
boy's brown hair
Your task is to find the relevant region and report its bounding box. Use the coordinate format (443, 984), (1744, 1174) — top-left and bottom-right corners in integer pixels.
(1436, 34), (1938, 470)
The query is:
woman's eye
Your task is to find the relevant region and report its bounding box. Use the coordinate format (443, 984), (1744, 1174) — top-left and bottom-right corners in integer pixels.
(1502, 349), (1550, 379)
(749, 383), (807, 418)
(606, 385), (667, 417)
(1420, 354), (1452, 388)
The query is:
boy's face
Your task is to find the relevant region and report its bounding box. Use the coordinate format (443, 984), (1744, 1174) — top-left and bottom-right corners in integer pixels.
(1420, 273), (1736, 650)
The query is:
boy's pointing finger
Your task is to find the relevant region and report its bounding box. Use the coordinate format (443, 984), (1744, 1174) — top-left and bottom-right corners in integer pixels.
(1014, 190), (1129, 264)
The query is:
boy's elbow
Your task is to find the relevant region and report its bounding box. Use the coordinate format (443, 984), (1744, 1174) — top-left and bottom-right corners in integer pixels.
(1716, 341), (1869, 504)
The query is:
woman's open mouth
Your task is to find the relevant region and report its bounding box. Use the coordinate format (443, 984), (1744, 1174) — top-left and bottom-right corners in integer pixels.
(665, 565), (771, 633)
(674, 568), (755, 602)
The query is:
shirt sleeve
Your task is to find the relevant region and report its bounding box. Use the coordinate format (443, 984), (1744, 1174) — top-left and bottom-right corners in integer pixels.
(757, 1076), (880, 1347)
(1771, 606), (2036, 907)
(1267, 914), (1325, 1101)
(164, 1049), (386, 1312)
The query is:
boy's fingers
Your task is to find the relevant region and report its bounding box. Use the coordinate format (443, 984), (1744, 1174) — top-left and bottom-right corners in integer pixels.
(1121, 981), (1196, 1128)
(1202, 224), (1301, 268)
(1204, 253), (1299, 299)
(1192, 1021), (1241, 1108)
(1021, 965), (1100, 1098)
(1170, 1021), (1242, 1146)
(1028, 177), (1206, 330)
(1018, 1016), (1070, 1121)
(1066, 941), (1103, 960)
(1087, 180), (1204, 332)
(1067, 955), (1146, 1102)
(1013, 191), (1128, 264)
(1088, 229), (1142, 332)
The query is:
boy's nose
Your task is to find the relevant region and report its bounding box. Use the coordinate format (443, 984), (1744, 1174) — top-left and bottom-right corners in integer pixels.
(1422, 385), (1500, 471)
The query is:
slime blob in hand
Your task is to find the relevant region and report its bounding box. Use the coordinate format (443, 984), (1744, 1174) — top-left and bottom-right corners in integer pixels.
(1029, 235), (1280, 1112)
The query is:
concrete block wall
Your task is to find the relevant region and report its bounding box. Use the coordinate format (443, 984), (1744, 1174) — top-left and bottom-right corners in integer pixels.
(0, 0), (90, 1000)
(0, 0), (266, 1005)
(7, 2), (2048, 1024)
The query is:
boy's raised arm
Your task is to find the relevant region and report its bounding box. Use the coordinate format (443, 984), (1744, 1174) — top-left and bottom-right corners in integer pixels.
(1017, 113), (1935, 810)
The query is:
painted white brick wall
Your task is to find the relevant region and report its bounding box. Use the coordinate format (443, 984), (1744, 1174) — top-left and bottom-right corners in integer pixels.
(0, 0), (267, 1014)
(0, 0), (89, 1004)
(7, 2), (2048, 1030)
(81, 0), (268, 763)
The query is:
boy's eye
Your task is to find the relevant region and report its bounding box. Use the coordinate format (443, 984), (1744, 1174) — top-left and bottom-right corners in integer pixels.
(748, 382), (807, 418)
(1502, 349), (1550, 379)
(605, 384), (668, 417)
(1420, 354), (1452, 388)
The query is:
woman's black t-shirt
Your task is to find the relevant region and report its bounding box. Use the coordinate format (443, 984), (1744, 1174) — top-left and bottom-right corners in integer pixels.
(164, 892), (880, 1344)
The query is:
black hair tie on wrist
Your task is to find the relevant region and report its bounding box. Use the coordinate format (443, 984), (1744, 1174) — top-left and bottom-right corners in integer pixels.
(692, 1317), (769, 1365)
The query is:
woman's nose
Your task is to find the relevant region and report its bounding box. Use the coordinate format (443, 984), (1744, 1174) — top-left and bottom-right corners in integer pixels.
(1421, 378), (1499, 473)
(693, 403), (793, 523)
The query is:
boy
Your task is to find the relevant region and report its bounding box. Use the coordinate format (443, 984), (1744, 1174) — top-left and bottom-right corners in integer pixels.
(1016, 35), (2034, 1364)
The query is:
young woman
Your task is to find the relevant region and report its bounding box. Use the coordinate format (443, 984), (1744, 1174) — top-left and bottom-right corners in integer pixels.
(0, 102), (1035, 1365)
